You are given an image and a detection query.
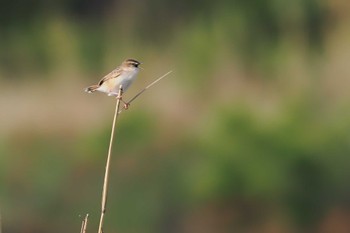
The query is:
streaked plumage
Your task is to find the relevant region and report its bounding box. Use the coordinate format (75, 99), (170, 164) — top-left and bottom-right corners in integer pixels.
(85, 59), (141, 96)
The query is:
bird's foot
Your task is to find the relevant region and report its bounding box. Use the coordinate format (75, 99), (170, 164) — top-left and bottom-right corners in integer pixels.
(123, 103), (130, 110)
(115, 95), (130, 110)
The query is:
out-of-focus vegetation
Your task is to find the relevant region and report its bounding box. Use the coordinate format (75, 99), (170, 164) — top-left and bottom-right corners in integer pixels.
(1, 0), (350, 232)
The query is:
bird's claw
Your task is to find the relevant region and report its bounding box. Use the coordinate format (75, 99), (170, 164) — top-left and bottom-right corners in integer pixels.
(123, 103), (130, 110)
(115, 95), (129, 110)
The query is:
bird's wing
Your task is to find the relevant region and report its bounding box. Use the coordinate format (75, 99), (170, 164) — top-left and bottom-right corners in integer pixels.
(98, 67), (122, 86)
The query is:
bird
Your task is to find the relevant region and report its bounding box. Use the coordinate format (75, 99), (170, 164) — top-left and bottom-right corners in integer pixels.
(85, 58), (141, 108)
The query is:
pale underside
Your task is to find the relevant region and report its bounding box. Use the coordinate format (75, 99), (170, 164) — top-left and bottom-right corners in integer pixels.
(96, 68), (139, 96)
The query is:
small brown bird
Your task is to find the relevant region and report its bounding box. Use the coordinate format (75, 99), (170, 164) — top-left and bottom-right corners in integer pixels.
(85, 58), (141, 97)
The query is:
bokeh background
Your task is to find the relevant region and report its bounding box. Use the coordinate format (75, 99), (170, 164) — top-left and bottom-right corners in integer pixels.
(1, 0), (350, 232)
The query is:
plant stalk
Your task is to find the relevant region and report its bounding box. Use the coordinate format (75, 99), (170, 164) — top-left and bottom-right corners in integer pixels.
(97, 85), (123, 233)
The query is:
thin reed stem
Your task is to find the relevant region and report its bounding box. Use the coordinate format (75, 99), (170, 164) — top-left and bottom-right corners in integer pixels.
(118, 70), (173, 114)
(93, 71), (172, 232)
(80, 214), (89, 233)
(97, 85), (123, 233)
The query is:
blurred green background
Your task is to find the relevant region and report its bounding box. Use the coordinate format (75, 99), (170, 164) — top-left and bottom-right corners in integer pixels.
(1, 0), (350, 232)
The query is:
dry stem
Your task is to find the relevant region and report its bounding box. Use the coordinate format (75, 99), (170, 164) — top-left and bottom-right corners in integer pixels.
(94, 70), (172, 233)
(97, 85), (123, 233)
(80, 214), (89, 233)
(119, 70), (173, 114)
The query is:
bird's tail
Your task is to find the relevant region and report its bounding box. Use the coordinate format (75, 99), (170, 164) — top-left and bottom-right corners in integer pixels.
(85, 84), (99, 93)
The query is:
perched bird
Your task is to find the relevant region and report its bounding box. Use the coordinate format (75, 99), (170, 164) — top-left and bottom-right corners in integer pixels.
(85, 58), (141, 100)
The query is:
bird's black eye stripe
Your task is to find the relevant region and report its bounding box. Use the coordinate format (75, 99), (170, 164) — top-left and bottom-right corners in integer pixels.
(125, 59), (140, 67)
(130, 62), (139, 67)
